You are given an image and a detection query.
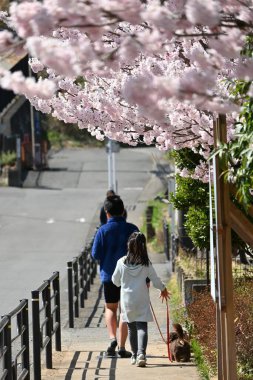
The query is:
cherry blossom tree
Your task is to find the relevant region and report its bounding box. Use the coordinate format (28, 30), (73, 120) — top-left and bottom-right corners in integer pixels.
(0, 0), (253, 182)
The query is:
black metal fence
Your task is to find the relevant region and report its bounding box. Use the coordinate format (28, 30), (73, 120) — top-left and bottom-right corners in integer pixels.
(0, 236), (98, 379)
(163, 220), (170, 260)
(32, 272), (61, 380)
(0, 299), (30, 380)
(0, 316), (9, 380)
(68, 243), (97, 328)
(171, 234), (179, 272)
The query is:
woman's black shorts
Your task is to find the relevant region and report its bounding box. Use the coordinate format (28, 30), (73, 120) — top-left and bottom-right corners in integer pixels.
(103, 281), (121, 303)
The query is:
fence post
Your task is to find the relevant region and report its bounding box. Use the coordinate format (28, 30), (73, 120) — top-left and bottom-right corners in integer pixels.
(79, 256), (85, 308)
(32, 289), (41, 380)
(54, 272), (61, 351)
(67, 261), (74, 328)
(73, 260), (79, 318)
(85, 249), (91, 293)
(163, 220), (170, 260)
(146, 206), (155, 241)
(89, 254), (95, 285)
(83, 251), (88, 300)
(4, 315), (12, 380)
(45, 281), (52, 369)
(206, 248), (210, 288)
(22, 300), (30, 380)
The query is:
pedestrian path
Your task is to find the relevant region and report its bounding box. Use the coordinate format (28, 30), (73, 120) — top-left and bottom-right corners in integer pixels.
(42, 251), (200, 380)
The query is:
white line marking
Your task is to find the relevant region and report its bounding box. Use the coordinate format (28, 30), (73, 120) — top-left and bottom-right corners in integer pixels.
(75, 218), (86, 223)
(123, 187), (143, 191)
(46, 218), (55, 224)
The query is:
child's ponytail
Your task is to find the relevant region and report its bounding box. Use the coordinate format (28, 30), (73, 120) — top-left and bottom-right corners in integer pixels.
(125, 232), (150, 266)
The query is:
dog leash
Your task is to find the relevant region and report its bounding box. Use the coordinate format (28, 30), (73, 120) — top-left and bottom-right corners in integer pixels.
(150, 298), (172, 362)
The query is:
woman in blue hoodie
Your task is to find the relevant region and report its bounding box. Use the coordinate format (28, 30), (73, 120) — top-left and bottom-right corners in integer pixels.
(112, 232), (169, 367)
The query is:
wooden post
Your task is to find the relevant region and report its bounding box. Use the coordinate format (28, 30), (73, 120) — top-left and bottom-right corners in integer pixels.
(214, 115), (237, 380)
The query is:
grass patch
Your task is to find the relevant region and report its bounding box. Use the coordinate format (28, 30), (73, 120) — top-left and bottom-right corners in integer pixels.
(147, 196), (169, 253)
(47, 129), (104, 149)
(191, 339), (211, 380)
(167, 274), (186, 325)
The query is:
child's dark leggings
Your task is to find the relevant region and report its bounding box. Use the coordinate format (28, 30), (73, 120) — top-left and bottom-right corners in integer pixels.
(127, 321), (148, 356)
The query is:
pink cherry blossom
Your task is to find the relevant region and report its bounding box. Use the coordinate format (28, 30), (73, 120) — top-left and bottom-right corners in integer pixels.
(185, 0), (220, 27)
(9, 2), (53, 38)
(29, 57), (44, 73)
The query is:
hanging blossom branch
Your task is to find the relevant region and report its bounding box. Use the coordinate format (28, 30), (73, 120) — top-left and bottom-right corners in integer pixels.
(0, 0), (251, 182)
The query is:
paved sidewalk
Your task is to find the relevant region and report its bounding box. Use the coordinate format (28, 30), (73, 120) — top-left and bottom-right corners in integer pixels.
(42, 251), (200, 380)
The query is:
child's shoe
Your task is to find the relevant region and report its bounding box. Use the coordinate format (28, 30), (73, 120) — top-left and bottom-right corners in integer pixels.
(130, 355), (136, 365)
(136, 354), (146, 367)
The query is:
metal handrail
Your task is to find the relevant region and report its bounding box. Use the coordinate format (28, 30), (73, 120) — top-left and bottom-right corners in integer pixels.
(31, 271), (61, 380)
(0, 300), (30, 380)
(68, 239), (97, 328)
(0, 316), (10, 380)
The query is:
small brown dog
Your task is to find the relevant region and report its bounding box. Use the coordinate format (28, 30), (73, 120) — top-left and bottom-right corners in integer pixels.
(169, 323), (191, 362)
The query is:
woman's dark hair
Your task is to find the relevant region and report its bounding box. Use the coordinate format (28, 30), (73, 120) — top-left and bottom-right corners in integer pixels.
(104, 195), (124, 216)
(125, 232), (150, 266)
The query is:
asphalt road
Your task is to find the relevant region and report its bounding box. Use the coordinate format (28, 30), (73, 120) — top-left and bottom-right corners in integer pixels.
(0, 147), (166, 315)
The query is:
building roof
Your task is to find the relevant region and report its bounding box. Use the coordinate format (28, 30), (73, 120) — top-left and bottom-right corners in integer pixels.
(0, 50), (27, 70)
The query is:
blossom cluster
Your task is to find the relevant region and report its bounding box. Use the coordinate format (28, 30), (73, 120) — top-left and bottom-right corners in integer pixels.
(0, 0), (252, 181)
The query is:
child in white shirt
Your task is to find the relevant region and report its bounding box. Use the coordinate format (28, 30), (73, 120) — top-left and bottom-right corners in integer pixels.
(112, 231), (169, 367)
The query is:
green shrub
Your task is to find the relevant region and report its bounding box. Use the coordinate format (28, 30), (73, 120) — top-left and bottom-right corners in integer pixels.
(184, 206), (210, 250)
(169, 148), (203, 171)
(170, 175), (209, 210)
(0, 151), (16, 167)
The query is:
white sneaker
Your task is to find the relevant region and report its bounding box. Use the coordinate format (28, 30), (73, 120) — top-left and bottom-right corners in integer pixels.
(136, 354), (146, 367)
(131, 355), (136, 365)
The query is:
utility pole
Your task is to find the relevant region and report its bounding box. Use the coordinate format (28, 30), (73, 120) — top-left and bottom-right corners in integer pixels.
(112, 146), (117, 192)
(28, 61), (36, 170)
(107, 139), (119, 192)
(107, 139), (113, 190)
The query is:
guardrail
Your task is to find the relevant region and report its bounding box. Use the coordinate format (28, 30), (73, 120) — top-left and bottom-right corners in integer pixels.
(0, 316), (10, 379)
(32, 271), (61, 380)
(68, 243), (97, 328)
(0, 299), (30, 380)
